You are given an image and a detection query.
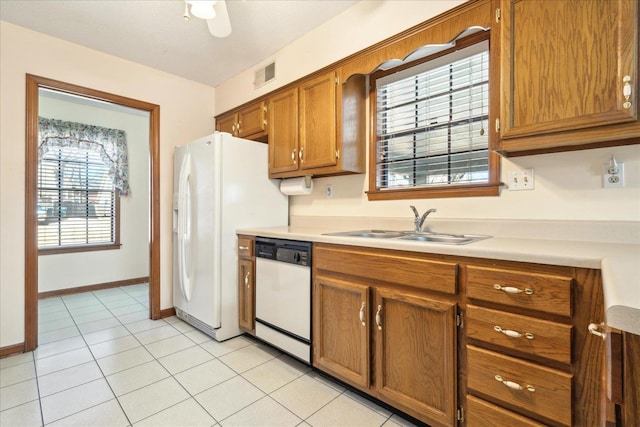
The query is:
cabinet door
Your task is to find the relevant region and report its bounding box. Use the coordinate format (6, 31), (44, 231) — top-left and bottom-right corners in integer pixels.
(216, 113), (237, 136)
(268, 88), (299, 176)
(373, 288), (457, 427)
(299, 71), (338, 170)
(238, 258), (254, 334)
(313, 275), (370, 388)
(238, 102), (267, 138)
(499, 0), (639, 148)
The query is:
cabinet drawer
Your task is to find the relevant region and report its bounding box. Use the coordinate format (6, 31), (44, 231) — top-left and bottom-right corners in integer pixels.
(237, 237), (254, 257)
(467, 345), (572, 426)
(466, 395), (547, 427)
(466, 305), (572, 364)
(466, 266), (572, 317)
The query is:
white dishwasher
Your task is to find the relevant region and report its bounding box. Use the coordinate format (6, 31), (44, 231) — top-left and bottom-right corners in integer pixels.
(255, 237), (312, 364)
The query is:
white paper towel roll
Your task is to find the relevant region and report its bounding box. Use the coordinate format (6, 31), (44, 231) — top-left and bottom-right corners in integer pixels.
(280, 176), (313, 196)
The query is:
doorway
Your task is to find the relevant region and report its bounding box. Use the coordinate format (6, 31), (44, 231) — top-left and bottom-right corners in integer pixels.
(24, 75), (161, 351)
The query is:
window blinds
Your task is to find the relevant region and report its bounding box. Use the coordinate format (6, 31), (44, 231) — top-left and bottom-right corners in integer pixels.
(375, 41), (489, 190)
(38, 146), (116, 248)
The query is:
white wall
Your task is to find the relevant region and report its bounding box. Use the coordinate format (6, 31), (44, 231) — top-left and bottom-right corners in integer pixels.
(0, 21), (216, 348)
(215, 0), (640, 223)
(38, 94), (150, 292)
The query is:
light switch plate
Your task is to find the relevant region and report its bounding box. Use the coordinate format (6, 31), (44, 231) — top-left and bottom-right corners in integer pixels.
(508, 169), (535, 191)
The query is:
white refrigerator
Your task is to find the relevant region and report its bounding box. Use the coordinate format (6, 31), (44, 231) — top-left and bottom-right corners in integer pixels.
(173, 132), (288, 341)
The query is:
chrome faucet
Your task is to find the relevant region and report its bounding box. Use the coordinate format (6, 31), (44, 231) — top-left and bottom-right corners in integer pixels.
(410, 206), (437, 233)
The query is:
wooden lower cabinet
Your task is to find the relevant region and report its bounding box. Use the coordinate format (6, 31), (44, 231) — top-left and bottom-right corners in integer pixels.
(237, 236), (255, 335)
(313, 244), (458, 427)
(374, 288), (457, 427)
(312, 243), (609, 427)
(465, 264), (608, 426)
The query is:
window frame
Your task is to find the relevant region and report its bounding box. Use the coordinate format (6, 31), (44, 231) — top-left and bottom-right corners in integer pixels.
(37, 144), (121, 255)
(367, 31), (500, 201)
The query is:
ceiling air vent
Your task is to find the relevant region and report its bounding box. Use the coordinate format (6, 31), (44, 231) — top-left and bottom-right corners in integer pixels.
(254, 62), (276, 89)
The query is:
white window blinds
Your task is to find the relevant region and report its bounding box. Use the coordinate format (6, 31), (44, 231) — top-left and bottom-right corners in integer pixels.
(375, 41), (489, 191)
(38, 145), (116, 249)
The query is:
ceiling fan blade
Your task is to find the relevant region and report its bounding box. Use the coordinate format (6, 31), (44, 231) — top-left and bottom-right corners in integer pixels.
(207, 0), (231, 38)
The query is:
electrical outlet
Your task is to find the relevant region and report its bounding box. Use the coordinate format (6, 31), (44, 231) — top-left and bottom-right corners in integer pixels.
(325, 184), (333, 198)
(508, 169), (535, 191)
(603, 162), (624, 188)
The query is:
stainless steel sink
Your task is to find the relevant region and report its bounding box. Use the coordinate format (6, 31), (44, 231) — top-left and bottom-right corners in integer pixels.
(398, 233), (489, 245)
(323, 230), (490, 245)
(323, 230), (406, 238)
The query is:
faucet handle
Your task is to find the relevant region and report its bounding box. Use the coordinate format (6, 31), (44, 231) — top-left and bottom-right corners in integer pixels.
(410, 205), (419, 217)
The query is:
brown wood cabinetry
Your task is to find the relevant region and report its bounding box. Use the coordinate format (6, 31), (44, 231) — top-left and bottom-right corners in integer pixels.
(313, 244), (458, 427)
(216, 102), (267, 141)
(268, 87), (299, 175)
(268, 70), (366, 179)
(497, 0), (640, 155)
(465, 263), (608, 426)
(237, 236), (255, 334)
(606, 328), (640, 426)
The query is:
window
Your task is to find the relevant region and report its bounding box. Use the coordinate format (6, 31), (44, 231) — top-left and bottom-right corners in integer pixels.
(38, 146), (119, 252)
(369, 35), (499, 200)
(37, 117), (129, 253)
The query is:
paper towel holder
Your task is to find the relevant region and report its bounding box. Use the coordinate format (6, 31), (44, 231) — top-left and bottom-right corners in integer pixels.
(302, 175), (312, 188)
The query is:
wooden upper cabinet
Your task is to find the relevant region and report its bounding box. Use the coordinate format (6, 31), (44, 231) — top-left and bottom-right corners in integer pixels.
(299, 71), (338, 170)
(237, 101), (267, 139)
(268, 87), (299, 175)
(216, 113), (237, 136)
(215, 101), (267, 141)
(268, 68), (366, 179)
(498, 0), (640, 154)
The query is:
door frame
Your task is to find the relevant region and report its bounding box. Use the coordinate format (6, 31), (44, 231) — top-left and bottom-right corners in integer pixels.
(24, 74), (161, 351)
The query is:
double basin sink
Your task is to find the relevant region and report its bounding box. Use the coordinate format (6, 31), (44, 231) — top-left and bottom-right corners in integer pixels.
(323, 229), (490, 245)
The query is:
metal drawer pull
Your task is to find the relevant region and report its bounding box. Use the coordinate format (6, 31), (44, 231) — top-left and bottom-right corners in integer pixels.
(623, 75), (632, 109)
(588, 322), (606, 340)
(493, 284), (534, 295)
(239, 245), (249, 250)
(375, 305), (382, 330)
(494, 325), (534, 340)
(495, 375), (535, 393)
(359, 302), (366, 326)
(244, 271), (250, 288)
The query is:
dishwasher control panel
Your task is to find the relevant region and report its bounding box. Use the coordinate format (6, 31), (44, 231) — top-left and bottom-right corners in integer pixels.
(255, 237), (312, 267)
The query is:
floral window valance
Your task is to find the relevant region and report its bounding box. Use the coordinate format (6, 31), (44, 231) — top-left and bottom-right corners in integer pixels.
(38, 117), (130, 196)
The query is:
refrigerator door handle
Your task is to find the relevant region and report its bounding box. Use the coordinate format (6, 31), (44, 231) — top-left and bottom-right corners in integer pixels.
(177, 152), (193, 301)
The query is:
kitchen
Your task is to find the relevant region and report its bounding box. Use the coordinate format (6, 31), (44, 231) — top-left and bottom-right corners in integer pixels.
(1, 0), (639, 426)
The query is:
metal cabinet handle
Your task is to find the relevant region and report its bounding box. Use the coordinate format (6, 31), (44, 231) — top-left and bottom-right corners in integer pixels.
(359, 302), (366, 326)
(623, 75), (632, 109)
(588, 322), (606, 340)
(239, 245), (249, 250)
(494, 325), (534, 340)
(375, 305), (382, 330)
(299, 147), (304, 161)
(291, 150), (297, 164)
(244, 271), (250, 288)
(495, 375), (535, 392)
(493, 284), (534, 295)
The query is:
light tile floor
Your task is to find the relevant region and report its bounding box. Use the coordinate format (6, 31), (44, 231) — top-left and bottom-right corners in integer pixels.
(1, 284), (421, 427)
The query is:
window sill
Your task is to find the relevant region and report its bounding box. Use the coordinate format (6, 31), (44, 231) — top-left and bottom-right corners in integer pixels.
(366, 182), (501, 201)
(38, 243), (122, 256)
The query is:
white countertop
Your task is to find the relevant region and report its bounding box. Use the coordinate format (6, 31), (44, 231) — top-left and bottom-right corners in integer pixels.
(237, 225), (640, 335)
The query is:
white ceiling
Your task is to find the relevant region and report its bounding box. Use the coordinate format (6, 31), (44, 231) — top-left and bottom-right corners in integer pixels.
(0, 0), (358, 87)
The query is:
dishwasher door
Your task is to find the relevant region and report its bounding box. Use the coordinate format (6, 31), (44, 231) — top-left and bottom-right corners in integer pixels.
(255, 255), (311, 363)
